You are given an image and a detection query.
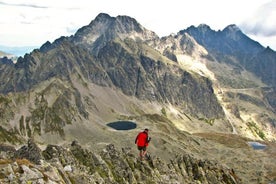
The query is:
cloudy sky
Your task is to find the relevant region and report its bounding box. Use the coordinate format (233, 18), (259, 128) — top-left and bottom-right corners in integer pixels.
(0, 0), (275, 51)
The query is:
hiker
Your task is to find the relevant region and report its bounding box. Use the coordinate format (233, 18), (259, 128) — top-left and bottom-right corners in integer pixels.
(135, 128), (151, 160)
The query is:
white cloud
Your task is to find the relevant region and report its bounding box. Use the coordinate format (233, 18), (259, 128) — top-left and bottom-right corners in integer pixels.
(240, 1), (276, 35)
(238, 0), (276, 49)
(0, 0), (275, 50)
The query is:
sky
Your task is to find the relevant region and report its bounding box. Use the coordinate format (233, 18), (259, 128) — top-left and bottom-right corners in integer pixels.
(0, 0), (276, 53)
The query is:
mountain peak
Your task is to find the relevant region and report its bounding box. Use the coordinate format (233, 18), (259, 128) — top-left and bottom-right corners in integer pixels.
(223, 24), (241, 33)
(197, 24), (212, 31)
(73, 13), (158, 54)
(94, 13), (112, 21)
(221, 24), (248, 42)
(179, 24), (215, 36)
(91, 13), (114, 25)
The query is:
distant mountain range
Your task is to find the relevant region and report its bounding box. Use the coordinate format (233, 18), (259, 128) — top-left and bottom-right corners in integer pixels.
(0, 45), (37, 57)
(0, 13), (276, 183)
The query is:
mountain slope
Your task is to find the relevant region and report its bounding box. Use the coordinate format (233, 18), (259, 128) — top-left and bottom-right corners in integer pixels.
(0, 140), (241, 184)
(0, 13), (276, 183)
(149, 23), (276, 139)
(1, 14), (227, 143)
(180, 24), (276, 87)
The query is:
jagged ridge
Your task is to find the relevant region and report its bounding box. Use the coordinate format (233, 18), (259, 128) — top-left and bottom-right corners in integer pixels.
(0, 140), (238, 184)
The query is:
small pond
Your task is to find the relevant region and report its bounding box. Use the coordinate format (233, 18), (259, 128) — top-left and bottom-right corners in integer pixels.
(248, 141), (267, 150)
(106, 121), (137, 130)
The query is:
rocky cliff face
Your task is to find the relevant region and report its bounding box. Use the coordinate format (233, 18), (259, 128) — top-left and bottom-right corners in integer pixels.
(0, 140), (238, 184)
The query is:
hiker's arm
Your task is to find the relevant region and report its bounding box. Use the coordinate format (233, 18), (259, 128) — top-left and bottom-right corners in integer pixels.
(135, 135), (138, 144)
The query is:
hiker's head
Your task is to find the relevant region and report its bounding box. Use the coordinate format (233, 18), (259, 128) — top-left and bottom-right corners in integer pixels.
(144, 128), (149, 133)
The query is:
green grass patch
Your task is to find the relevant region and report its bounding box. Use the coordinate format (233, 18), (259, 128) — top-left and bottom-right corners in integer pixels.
(246, 121), (266, 140)
(161, 107), (167, 117)
(198, 117), (215, 126)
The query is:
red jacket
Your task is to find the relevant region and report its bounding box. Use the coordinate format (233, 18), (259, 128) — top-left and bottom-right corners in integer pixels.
(135, 131), (149, 147)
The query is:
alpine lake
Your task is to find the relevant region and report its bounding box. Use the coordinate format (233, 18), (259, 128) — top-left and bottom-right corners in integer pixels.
(106, 121), (137, 130)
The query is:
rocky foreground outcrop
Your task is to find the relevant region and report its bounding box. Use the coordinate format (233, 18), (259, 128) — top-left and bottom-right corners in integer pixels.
(0, 139), (239, 184)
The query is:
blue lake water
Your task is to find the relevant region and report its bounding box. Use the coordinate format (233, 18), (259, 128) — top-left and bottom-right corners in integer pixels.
(107, 121), (137, 130)
(248, 141), (267, 150)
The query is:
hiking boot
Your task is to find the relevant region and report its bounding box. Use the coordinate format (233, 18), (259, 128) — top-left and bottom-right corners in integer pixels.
(145, 153), (151, 160)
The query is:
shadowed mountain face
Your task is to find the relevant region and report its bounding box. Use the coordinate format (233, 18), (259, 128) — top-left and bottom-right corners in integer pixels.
(0, 13), (276, 183)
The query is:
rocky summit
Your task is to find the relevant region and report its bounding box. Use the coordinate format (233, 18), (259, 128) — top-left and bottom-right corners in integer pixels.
(0, 13), (276, 183)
